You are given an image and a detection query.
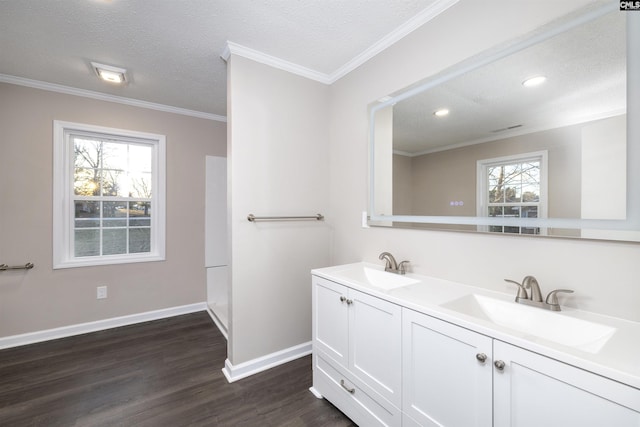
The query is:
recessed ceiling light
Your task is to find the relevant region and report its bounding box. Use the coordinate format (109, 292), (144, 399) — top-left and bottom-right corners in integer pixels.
(433, 108), (449, 117)
(522, 75), (547, 87)
(91, 62), (127, 84)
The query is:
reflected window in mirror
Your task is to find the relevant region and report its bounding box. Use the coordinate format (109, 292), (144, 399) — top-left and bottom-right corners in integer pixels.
(478, 151), (547, 235)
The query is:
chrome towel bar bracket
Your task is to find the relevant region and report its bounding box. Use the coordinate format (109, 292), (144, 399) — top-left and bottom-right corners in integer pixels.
(0, 262), (34, 271)
(247, 214), (324, 222)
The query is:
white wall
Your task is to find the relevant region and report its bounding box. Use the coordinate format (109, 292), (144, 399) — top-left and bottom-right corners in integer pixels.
(327, 0), (640, 322)
(227, 55), (331, 364)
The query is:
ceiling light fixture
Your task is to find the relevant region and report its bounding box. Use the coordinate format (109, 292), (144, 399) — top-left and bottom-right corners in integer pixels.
(91, 62), (127, 84)
(433, 108), (449, 117)
(522, 75), (547, 87)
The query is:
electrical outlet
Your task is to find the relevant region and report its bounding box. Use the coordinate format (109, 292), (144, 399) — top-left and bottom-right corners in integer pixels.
(97, 286), (108, 299)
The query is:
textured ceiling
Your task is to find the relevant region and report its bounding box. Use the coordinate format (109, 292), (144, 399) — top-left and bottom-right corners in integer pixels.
(0, 0), (445, 118)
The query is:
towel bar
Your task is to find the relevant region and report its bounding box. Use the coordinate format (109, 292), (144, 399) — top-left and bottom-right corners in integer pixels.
(0, 262), (34, 271)
(247, 214), (324, 222)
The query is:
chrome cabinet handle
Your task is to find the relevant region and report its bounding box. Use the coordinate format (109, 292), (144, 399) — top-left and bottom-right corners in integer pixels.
(340, 296), (346, 303)
(494, 360), (506, 371)
(340, 379), (355, 394)
(346, 299), (353, 305)
(476, 353), (487, 363)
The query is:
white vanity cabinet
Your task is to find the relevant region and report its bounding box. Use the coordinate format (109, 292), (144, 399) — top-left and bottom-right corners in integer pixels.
(493, 341), (640, 427)
(402, 308), (493, 427)
(403, 308), (640, 427)
(312, 263), (640, 427)
(312, 275), (402, 426)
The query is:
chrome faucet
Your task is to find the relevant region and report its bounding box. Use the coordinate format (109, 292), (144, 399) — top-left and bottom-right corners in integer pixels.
(523, 275), (543, 302)
(379, 252), (410, 275)
(504, 276), (573, 312)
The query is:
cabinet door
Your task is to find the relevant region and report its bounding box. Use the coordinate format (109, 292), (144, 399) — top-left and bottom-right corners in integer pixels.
(313, 277), (349, 367)
(349, 289), (402, 408)
(402, 308), (493, 427)
(493, 340), (640, 427)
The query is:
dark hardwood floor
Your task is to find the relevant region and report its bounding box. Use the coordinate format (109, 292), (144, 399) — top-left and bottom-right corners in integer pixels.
(0, 312), (356, 427)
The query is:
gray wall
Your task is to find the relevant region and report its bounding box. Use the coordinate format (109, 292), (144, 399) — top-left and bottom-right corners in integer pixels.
(395, 124), (582, 219)
(0, 83), (226, 337)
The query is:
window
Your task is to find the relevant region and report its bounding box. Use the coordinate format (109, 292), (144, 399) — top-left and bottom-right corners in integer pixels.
(53, 121), (165, 268)
(477, 151), (547, 235)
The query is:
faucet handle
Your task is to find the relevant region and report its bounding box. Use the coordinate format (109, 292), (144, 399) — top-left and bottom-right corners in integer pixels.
(545, 289), (574, 306)
(504, 279), (528, 301)
(398, 261), (410, 275)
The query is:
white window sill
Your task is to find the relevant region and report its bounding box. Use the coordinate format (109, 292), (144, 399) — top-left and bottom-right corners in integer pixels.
(53, 253), (165, 269)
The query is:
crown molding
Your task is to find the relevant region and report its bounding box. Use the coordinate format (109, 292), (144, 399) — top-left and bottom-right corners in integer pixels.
(0, 74), (227, 122)
(221, 0), (458, 85)
(328, 0), (459, 82)
(221, 41), (332, 84)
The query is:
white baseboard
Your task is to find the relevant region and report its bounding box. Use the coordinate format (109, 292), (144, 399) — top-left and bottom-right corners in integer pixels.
(222, 341), (312, 383)
(206, 307), (228, 340)
(309, 387), (323, 399)
(0, 302), (207, 350)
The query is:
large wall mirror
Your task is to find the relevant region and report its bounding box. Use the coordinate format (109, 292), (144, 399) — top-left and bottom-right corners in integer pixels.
(369, 3), (640, 241)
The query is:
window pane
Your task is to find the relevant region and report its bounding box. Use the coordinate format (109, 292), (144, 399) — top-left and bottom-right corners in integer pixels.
(522, 162), (540, 183)
(522, 184), (539, 202)
(522, 206), (538, 218)
(74, 168), (100, 196)
(74, 139), (101, 169)
(102, 142), (129, 170)
(103, 201), (127, 227)
(488, 166), (503, 182)
(488, 206), (504, 217)
(103, 229), (127, 255)
(75, 229), (100, 257)
(504, 226), (520, 234)
(129, 202), (151, 226)
(489, 186), (504, 203)
(129, 173), (152, 198)
(502, 165), (519, 184)
(129, 228), (150, 253)
(505, 185), (520, 203)
(130, 144), (152, 172)
(521, 227), (540, 235)
(102, 170), (126, 196)
(75, 201), (100, 228)
(507, 206), (521, 218)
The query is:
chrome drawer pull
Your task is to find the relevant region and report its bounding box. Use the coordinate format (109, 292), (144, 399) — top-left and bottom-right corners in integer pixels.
(340, 379), (355, 394)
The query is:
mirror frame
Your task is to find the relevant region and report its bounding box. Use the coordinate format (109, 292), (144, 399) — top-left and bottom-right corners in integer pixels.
(368, 4), (640, 238)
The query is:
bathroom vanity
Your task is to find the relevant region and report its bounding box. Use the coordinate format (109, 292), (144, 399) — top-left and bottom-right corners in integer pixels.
(311, 263), (640, 427)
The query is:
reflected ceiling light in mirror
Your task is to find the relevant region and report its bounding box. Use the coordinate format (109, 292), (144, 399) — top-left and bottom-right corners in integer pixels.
(433, 108), (450, 117)
(522, 75), (547, 87)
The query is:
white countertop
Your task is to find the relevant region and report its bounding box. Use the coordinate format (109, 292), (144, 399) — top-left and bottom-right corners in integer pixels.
(312, 262), (640, 390)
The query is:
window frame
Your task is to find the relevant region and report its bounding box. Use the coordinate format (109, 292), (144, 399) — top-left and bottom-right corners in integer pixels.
(53, 121), (166, 269)
(476, 151), (548, 235)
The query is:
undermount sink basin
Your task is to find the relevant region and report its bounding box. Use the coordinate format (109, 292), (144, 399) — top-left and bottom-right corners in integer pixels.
(441, 294), (617, 354)
(334, 266), (420, 291)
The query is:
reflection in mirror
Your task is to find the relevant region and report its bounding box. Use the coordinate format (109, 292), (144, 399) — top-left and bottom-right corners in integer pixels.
(370, 4), (640, 241)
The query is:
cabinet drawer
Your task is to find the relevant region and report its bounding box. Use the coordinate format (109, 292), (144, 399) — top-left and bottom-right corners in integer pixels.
(314, 353), (401, 427)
